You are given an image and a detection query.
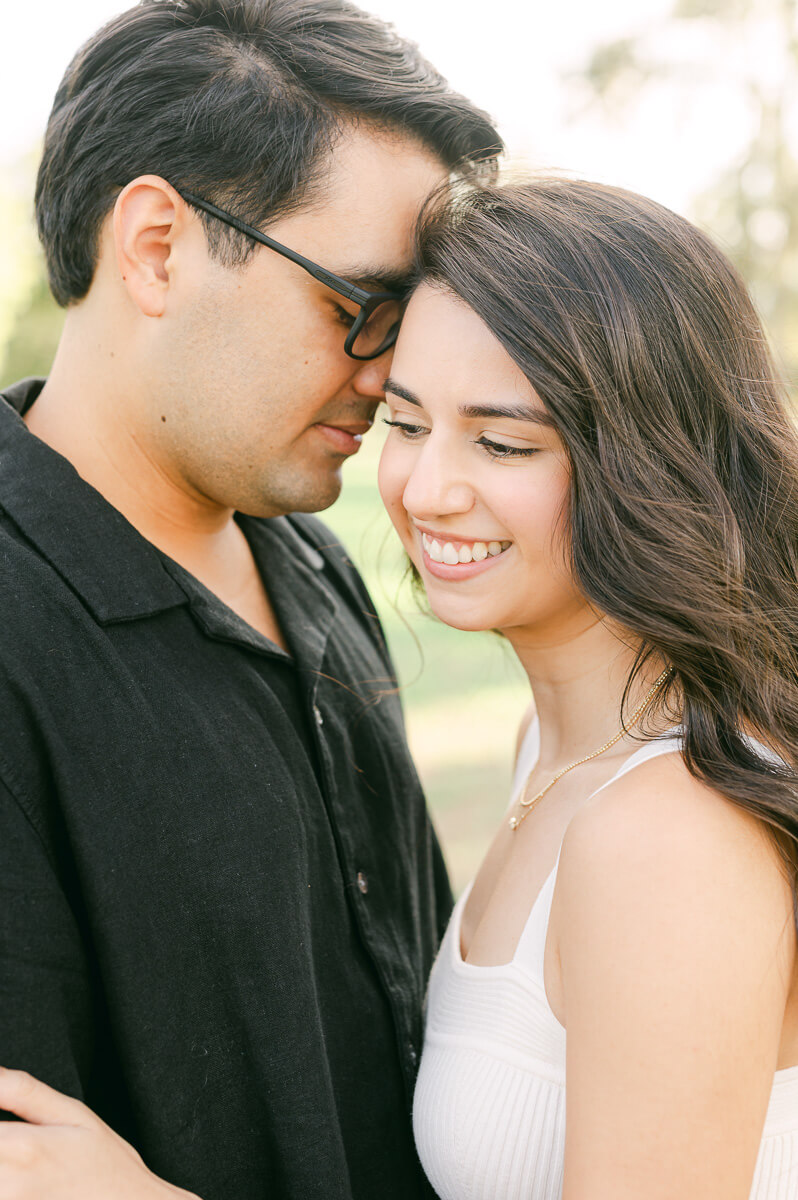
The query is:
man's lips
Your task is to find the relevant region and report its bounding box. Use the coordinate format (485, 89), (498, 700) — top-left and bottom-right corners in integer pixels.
(312, 420), (373, 455)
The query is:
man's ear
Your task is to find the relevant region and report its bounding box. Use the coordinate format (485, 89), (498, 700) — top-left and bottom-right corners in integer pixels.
(113, 176), (191, 318)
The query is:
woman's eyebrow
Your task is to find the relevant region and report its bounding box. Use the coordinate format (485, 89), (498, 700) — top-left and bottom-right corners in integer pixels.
(383, 377), (554, 426)
(458, 402), (556, 426)
(383, 378), (421, 406)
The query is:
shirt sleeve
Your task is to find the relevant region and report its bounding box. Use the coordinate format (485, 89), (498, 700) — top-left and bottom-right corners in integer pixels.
(0, 770), (95, 1106)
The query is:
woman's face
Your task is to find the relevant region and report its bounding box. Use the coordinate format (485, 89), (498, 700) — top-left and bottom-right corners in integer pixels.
(378, 285), (590, 642)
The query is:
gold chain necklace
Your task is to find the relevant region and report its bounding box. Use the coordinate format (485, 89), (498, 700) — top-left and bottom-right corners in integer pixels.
(508, 667), (673, 831)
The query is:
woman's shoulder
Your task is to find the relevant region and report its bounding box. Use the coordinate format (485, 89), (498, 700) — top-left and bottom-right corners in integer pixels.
(571, 743), (760, 840)
(551, 746), (797, 1163)
(555, 748), (795, 977)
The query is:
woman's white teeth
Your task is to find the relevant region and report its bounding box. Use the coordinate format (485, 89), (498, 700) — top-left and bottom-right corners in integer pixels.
(422, 534), (510, 565)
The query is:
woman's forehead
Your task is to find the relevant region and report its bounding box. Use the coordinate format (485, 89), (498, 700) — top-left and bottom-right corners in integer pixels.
(391, 288), (543, 416)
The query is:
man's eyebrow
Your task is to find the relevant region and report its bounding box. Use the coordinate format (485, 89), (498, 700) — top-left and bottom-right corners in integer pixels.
(338, 267), (413, 294)
(383, 378), (555, 426)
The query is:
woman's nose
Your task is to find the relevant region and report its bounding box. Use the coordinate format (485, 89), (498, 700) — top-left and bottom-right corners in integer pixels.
(402, 441), (476, 522)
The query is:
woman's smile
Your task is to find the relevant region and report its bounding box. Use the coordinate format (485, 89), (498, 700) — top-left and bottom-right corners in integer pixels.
(416, 526), (513, 578)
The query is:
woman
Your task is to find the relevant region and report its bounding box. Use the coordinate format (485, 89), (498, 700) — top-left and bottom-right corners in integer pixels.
(1, 178), (797, 1199)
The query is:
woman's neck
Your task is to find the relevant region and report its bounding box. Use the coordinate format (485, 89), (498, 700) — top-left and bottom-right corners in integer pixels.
(506, 616), (671, 772)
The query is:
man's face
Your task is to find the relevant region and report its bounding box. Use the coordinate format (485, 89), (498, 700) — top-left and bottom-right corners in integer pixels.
(146, 127), (447, 517)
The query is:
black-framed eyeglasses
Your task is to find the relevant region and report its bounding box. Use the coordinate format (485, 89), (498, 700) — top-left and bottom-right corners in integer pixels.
(175, 187), (405, 361)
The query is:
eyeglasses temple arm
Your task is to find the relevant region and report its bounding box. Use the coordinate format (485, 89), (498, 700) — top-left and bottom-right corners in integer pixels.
(175, 187), (368, 302)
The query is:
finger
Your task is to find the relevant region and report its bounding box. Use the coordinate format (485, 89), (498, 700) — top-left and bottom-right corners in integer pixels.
(0, 1068), (103, 1130)
(0, 1122), (39, 1161)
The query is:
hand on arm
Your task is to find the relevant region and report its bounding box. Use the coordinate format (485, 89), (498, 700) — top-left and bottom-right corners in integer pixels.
(556, 753), (795, 1200)
(0, 1070), (200, 1200)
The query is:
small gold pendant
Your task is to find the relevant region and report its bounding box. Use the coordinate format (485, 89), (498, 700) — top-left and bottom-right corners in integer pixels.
(509, 815), (519, 830)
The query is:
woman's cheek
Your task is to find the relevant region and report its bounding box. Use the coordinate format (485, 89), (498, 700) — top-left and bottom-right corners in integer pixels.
(377, 441), (410, 536)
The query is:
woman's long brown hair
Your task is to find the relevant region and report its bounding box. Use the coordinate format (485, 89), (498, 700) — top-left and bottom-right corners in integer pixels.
(415, 178), (798, 896)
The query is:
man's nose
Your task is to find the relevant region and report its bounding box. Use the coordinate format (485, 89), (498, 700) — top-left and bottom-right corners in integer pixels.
(351, 345), (395, 399)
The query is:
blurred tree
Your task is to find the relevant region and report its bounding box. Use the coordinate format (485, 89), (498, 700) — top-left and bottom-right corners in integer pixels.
(0, 149), (63, 390)
(576, 0), (798, 384)
(0, 271), (63, 390)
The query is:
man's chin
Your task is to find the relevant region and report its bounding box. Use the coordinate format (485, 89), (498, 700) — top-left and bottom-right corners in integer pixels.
(238, 471), (344, 519)
(292, 467), (344, 515)
(290, 485), (342, 515)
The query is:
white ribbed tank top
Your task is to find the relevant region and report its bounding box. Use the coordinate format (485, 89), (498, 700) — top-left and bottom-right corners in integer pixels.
(413, 720), (798, 1199)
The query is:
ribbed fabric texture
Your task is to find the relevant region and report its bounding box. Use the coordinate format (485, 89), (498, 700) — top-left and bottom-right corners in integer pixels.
(413, 723), (798, 1199)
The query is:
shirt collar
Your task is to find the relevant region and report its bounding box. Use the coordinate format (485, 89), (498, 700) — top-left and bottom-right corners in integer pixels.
(0, 378), (192, 623)
(241, 515), (337, 675)
(0, 378), (335, 646)
(159, 515), (337, 673)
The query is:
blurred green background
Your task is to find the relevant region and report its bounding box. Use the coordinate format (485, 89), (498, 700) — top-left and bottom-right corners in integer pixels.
(3, 0), (798, 892)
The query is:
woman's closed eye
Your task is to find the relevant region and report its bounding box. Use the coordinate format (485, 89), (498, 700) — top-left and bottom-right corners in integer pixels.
(382, 417), (429, 439)
(383, 418), (540, 460)
(477, 436), (540, 460)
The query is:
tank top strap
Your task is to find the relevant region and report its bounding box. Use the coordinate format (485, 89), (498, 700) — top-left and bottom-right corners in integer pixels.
(589, 729), (684, 800)
(512, 729), (684, 988)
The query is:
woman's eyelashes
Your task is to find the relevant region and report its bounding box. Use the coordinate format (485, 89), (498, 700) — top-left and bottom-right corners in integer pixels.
(382, 418), (540, 460)
(476, 436), (540, 460)
(382, 417), (428, 438)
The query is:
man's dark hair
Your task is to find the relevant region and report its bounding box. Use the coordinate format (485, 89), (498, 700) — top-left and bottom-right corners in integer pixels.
(35, 0), (502, 307)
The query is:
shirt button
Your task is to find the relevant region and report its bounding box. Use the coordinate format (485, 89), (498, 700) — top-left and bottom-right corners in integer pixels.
(408, 1043), (419, 1066)
(312, 704), (324, 728)
(356, 871), (369, 895)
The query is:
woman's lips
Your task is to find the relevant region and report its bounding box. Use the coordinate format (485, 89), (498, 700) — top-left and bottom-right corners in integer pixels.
(417, 529), (513, 580)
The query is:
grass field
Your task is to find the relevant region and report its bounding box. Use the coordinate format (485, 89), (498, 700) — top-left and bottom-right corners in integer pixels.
(323, 417), (530, 894)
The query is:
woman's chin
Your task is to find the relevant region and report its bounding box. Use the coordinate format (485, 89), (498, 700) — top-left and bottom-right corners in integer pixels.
(426, 602), (502, 635)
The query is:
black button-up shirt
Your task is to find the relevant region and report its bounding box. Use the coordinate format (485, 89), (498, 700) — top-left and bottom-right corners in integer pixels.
(0, 379), (452, 1200)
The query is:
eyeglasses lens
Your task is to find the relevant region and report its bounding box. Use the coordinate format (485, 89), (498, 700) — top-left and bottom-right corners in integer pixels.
(350, 298), (403, 358)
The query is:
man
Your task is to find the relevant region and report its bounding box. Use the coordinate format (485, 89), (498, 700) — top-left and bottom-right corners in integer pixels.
(0, 1), (501, 1197)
